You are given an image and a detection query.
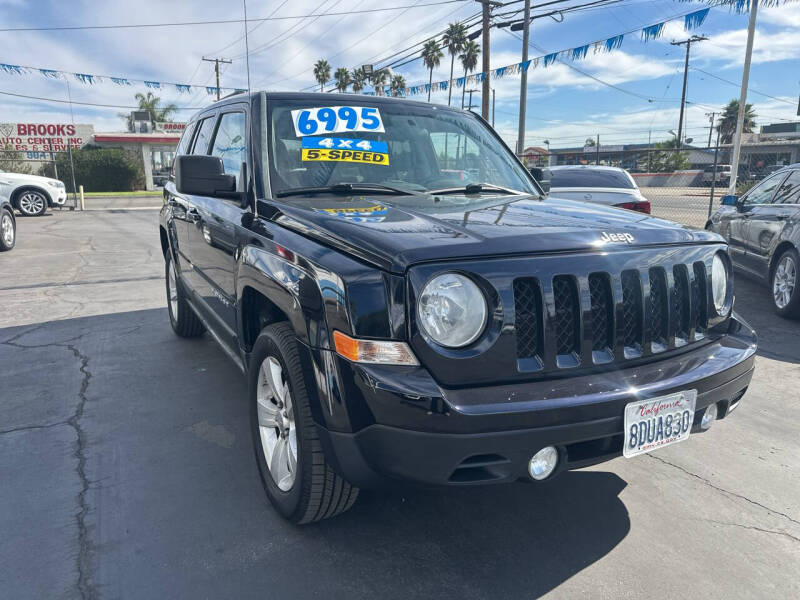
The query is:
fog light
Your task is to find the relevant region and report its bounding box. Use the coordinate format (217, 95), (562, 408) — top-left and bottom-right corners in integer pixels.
(700, 403), (718, 430)
(528, 446), (559, 480)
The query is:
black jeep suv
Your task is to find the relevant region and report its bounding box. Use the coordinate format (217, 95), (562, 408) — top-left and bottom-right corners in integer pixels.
(160, 92), (757, 523)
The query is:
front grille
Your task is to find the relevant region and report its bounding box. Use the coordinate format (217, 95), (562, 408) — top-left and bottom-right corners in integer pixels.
(512, 257), (713, 371)
(553, 276), (580, 357)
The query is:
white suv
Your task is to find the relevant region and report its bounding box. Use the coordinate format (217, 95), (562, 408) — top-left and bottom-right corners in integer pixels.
(0, 169), (67, 216)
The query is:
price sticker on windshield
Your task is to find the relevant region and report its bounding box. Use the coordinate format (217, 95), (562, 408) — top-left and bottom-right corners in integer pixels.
(291, 106), (385, 137)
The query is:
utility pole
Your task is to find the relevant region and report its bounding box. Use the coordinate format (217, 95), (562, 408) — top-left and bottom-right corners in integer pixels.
(492, 87), (496, 128)
(728, 0), (758, 196)
(705, 112), (717, 148)
(596, 134), (600, 165)
(203, 56), (233, 100)
(515, 0), (531, 156)
(476, 1), (499, 121)
(670, 35), (708, 150)
(466, 88), (479, 110)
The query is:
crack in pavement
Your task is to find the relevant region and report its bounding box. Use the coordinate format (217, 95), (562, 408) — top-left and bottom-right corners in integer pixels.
(648, 454), (800, 528)
(698, 519), (800, 544)
(2, 332), (96, 599)
(0, 420), (70, 436)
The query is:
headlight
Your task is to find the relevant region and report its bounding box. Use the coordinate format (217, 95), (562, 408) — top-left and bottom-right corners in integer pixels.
(418, 273), (487, 348)
(712, 253), (730, 316)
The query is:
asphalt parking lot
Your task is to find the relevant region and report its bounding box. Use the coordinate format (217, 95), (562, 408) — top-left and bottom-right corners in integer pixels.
(1, 209), (799, 599)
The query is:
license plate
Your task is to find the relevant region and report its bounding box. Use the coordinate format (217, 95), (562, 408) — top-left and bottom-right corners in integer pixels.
(623, 390), (697, 458)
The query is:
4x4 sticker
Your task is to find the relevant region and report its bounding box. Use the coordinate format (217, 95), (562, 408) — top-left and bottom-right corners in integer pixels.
(301, 137), (389, 166)
(291, 106), (384, 137)
(302, 137), (388, 153)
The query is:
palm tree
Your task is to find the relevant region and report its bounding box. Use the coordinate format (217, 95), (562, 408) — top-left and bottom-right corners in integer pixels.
(441, 23), (467, 106)
(459, 40), (480, 110)
(717, 99), (757, 145)
(123, 92), (176, 131)
(313, 59), (331, 92)
(372, 69), (389, 96)
(334, 67), (351, 93)
(390, 74), (406, 97)
(351, 68), (367, 94)
(421, 39), (443, 102)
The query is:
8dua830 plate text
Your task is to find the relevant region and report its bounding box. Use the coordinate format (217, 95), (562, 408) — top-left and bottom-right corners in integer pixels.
(623, 390), (697, 458)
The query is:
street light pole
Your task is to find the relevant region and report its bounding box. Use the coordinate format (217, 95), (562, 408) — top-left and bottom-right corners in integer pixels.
(728, 0), (759, 196)
(515, 0), (531, 156)
(670, 35), (707, 150)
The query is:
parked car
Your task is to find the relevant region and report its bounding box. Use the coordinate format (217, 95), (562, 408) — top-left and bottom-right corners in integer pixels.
(708, 163), (800, 318)
(0, 169), (67, 216)
(702, 164), (732, 187)
(161, 92), (755, 523)
(548, 165), (651, 213)
(0, 195), (16, 251)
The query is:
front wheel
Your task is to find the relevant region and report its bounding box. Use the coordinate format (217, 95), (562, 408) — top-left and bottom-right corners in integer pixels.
(0, 209), (15, 251)
(772, 248), (800, 319)
(16, 190), (48, 216)
(249, 323), (358, 524)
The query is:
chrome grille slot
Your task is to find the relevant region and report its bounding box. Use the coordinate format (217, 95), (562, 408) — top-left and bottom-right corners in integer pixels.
(588, 272), (614, 363)
(673, 264), (691, 345)
(552, 276), (581, 368)
(648, 267), (669, 352)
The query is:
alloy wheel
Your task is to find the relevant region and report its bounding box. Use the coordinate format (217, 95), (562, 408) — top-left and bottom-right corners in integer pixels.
(19, 192), (45, 216)
(1, 214), (14, 246)
(256, 356), (297, 491)
(773, 255), (796, 310)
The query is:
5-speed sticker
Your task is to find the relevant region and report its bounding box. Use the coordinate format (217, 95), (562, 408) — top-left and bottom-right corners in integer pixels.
(291, 106), (384, 136)
(302, 137), (388, 153)
(301, 148), (390, 165)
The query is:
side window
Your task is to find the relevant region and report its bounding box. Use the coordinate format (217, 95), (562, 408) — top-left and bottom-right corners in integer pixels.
(191, 117), (216, 155)
(744, 172), (787, 206)
(175, 123), (195, 156)
(775, 170), (800, 205)
(210, 112), (247, 182)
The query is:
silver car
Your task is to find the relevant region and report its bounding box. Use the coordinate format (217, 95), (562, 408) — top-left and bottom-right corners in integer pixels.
(549, 165), (651, 214)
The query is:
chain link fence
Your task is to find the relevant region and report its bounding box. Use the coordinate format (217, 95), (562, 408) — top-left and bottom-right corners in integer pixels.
(529, 146), (795, 230)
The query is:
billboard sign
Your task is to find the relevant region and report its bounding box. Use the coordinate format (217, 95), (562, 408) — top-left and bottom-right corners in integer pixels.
(0, 122), (94, 160)
(154, 122), (186, 133)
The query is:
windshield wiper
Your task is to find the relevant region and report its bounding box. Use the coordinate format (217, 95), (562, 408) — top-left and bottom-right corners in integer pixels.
(427, 182), (522, 196)
(275, 183), (414, 198)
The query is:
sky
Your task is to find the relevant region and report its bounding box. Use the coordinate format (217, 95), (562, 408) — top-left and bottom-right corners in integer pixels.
(0, 0), (798, 149)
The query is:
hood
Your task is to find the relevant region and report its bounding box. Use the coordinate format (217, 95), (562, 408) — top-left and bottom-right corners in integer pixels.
(0, 172), (60, 186)
(263, 192), (722, 273)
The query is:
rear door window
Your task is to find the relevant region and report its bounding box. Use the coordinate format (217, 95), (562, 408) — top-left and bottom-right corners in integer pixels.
(744, 172), (788, 205)
(775, 170), (800, 205)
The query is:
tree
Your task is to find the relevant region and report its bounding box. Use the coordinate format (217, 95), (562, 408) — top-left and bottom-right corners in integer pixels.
(390, 74), (406, 97)
(585, 138), (596, 147)
(421, 39), (443, 102)
(121, 92), (177, 131)
(334, 67), (351, 93)
(648, 140), (690, 173)
(442, 22), (467, 107)
(717, 99), (757, 144)
(459, 40), (480, 109)
(351, 68), (367, 94)
(313, 59), (331, 92)
(0, 145), (32, 174)
(372, 69), (389, 96)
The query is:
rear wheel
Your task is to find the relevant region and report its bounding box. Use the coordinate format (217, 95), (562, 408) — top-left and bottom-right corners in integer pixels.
(771, 248), (800, 319)
(165, 253), (205, 337)
(249, 323), (358, 524)
(0, 209), (15, 251)
(16, 190), (48, 216)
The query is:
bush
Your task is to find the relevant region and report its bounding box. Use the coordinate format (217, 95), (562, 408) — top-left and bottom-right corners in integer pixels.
(54, 146), (145, 192)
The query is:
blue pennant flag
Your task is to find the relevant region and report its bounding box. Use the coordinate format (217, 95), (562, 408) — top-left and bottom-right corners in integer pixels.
(174, 84), (191, 93)
(475, 72), (485, 83)
(684, 8), (710, 30)
(456, 76), (466, 88)
(519, 59), (531, 72)
(641, 22), (665, 42)
(440, 81), (447, 91)
(604, 35), (624, 52)
(571, 45), (590, 61)
(74, 73), (94, 84)
(543, 53), (559, 67)
(111, 77), (131, 86)
(39, 68), (60, 79)
(495, 66), (507, 78)
(144, 81), (160, 89)
(0, 63), (23, 75)
(206, 86), (219, 95)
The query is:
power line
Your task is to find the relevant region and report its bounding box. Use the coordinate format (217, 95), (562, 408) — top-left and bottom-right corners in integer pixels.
(690, 66), (796, 105)
(0, 89), (204, 110)
(0, 1), (469, 32)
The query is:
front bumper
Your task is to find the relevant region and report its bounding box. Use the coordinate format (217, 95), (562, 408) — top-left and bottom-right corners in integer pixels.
(316, 315), (757, 489)
(52, 189), (67, 205)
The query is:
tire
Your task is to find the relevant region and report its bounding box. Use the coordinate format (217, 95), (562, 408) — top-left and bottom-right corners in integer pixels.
(165, 253), (205, 337)
(0, 209), (15, 251)
(15, 190), (48, 217)
(249, 322), (358, 524)
(771, 247), (800, 319)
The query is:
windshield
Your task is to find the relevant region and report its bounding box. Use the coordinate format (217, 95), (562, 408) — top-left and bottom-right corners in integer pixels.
(550, 168), (634, 189)
(266, 99), (537, 198)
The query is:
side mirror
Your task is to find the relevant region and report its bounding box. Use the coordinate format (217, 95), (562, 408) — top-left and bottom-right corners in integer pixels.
(721, 194), (738, 207)
(175, 155), (236, 198)
(529, 167), (551, 194)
